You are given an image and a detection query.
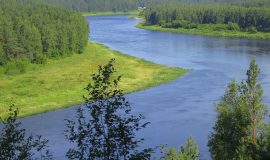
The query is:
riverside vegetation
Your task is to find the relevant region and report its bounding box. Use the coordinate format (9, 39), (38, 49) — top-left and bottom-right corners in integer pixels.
(139, 4), (270, 39)
(0, 0), (188, 118)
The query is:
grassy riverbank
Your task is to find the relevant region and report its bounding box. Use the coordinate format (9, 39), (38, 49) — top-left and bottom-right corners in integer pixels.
(136, 22), (270, 39)
(82, 10), (139, 16)
(0, 42), (188, 118)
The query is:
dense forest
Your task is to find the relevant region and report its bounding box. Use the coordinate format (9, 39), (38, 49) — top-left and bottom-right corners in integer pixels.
(0, 0), (89, 67)
(13, 0), (270, 12)
(142, 4), (270, 32)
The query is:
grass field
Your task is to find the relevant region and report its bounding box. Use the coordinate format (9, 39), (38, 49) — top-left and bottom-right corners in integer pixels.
(136, 23), (270, 39)
(0, 42), (188, 118)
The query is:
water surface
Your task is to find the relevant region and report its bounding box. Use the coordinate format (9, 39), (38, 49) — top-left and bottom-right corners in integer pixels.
(19, 15), (270, 159)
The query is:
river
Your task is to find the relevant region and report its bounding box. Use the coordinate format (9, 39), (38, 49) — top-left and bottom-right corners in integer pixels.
(18, 15), (270, 159)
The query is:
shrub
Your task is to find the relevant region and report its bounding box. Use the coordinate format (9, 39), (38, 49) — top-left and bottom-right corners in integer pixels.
(171, 20), (188, 28)
(158, 20), (166, 26)
(32, 54), (47, 64)
(4, 60), (29, 75)
(0, 51), (7, 66)
(213, 24), (227, 31)
(227, 22), (240, 31)
(248, 26), (258, 33)
(162, 22), (173, 28)
(184, 23), (198, 29)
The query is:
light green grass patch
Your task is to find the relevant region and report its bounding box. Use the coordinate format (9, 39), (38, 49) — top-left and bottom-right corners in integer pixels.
(0, 42), (189, 118)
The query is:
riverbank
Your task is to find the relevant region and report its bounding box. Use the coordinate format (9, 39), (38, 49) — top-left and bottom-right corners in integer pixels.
(0, 42), (189, 118)
(82, 10), (139, 16)
(136, 22), (270, 39)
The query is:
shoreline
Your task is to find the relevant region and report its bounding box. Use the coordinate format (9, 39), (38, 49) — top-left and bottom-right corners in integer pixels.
(81, 10), (139, 16)
(136, 22), (270, 40)
(0, 42), (189, 118)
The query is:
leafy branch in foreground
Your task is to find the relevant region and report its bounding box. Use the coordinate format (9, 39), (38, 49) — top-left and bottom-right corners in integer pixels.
(0, 104), (52, 160)
(65, 59), (152, 160)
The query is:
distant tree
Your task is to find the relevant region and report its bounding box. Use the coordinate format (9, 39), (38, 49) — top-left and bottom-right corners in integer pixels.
(208, 59), (269, 160)
(65, 59), (152, 160)
(0, 104), (52, 160)
(160, 136), (199, 160)
(0, 0), (89, 66)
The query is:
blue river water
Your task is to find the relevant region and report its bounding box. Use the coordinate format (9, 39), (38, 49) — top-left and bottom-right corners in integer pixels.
(17, 15), (270, 159)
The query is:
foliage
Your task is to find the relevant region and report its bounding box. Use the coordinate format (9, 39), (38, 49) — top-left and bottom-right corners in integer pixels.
(0, 0), (89, 67)
(208, 59), (269, 160)
(160, 137), (199, 160)
(65, 59), (153, 159)
(142, 4), (270, 32)
(227, 22), (240, 31)
(137, 22), (270, 39)
(0, 104), (52, 159)
(3, 60), (29, 75)
(22, 0), (270, 12)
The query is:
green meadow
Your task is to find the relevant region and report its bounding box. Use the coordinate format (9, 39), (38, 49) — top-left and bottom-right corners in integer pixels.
(0, 42), (188, 118)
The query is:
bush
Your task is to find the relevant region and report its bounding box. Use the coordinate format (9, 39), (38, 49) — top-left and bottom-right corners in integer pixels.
(248, 26), (258, 33)
(171, 20), (188, 28)
(162, 22), (173, 28)
(227, 22), (240, 31)
(213, 24), (227, 31)
(32, 54), (47, 64)
(184, 23), (198, 29)
(0, 51), (7, 66)
(158, 20), (166, 26)
(4, 60), (29, 75)
(162, 20), (198, 29)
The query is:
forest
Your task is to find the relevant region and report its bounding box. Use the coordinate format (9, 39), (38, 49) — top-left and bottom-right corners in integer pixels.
(11, 0), (270, 12)
(0, 0), (89, 68)
(141, 4), (270, 33)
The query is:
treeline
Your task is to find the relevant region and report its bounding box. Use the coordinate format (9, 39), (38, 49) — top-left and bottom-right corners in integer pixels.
(0, 0), (89, 66)
(29, 0), (141, 12)
(29, 0), (270, 12)
(142, 4), (270, 32)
